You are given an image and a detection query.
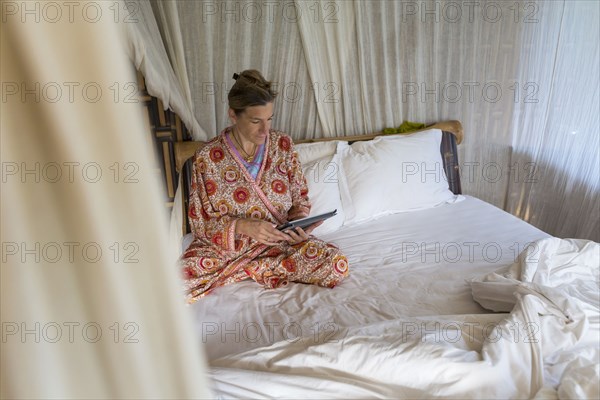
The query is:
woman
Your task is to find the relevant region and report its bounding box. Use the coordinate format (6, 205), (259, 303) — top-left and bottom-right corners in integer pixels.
(180, 70), (349, 303)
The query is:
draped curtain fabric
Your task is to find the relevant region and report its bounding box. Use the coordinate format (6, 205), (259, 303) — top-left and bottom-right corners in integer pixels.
(1, 1), (211, 397)
(125, 0), (206, 138)
(135, 0), (598, 241)
(506, 1), (599, 241)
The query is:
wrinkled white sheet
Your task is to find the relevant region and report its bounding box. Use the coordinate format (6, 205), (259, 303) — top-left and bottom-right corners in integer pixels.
(471, 237), (600, 399)
(191, 197), (548, 357)
(188, 197), (600, 398)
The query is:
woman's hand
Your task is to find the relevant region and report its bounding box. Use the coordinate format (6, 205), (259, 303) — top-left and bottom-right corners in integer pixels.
(236, 219), (291, 246)
(281, 220), (323, 245)
(304, 220), (323, 235)
(236, 219), (324, 246)
(282, 227), (309, 245)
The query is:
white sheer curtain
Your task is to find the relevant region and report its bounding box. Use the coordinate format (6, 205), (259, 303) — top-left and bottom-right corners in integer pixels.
(132, 0), (598, 241)
(1, 1), (211, 398)
(506, 0), (599, 241)
(124, 0), (206, 139)
(167, 0), (325, 140)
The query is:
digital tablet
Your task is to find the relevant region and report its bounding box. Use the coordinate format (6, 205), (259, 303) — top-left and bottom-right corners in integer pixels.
(277, 210), (337, 231)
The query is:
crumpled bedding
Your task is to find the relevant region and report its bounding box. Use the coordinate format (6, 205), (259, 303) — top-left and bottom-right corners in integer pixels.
(208, 237), (599, 399)
(471, 237), (600, 399)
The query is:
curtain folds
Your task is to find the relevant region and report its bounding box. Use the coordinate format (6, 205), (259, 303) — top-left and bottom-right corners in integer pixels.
(124, 0), (206, 139)
(1, 1), (211, 397)
(130, 0), (598, 241)
(506, 1), (599, 240)
(149, 0), (196, 122)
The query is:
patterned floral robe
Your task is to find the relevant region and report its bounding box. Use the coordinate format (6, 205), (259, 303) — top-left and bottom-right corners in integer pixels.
(180, 128), (349, 303)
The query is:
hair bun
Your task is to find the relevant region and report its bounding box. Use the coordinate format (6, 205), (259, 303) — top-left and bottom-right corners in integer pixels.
(228, 69), (278, 113)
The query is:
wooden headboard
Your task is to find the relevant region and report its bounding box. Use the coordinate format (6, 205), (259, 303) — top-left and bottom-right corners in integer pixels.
(175, 120), (463, 235)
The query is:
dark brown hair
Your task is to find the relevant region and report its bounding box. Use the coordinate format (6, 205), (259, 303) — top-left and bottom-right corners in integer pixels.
(228, 70), (277, 115)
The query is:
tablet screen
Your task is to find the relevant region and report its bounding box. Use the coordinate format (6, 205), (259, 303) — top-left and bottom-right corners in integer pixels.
(277, 210), (337, 231)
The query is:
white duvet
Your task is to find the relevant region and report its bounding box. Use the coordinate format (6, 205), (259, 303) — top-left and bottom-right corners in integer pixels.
(208, 237), (599, 399)
(191, 197), (599, 398)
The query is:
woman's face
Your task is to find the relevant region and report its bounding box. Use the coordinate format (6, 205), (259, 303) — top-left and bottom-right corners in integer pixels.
(229, 102), (274, 145)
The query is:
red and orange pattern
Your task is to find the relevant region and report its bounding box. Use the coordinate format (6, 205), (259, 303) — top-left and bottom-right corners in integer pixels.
(179, 128), (349, 303)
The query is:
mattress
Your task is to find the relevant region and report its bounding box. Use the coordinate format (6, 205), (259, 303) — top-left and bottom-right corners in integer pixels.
(187, 196), (600, 398)
(189, 195), (548, 359)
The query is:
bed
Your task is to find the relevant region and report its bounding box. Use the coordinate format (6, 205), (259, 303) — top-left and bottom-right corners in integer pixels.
(174, 121), (599, 399)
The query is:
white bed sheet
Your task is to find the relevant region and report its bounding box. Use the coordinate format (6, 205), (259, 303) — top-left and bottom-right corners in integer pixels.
(189, 197), (600, 398)
(193, 197), (600, 399)
(190, 195), (549, 361)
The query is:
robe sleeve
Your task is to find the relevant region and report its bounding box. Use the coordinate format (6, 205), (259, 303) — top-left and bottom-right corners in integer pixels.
(286, 143), (311, 221)
(187, 153), (239, 253)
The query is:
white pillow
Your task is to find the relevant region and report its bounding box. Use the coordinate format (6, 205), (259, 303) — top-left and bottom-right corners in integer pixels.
(295, 140), (340, 165)
(301, 148), (347, 235)
(338, 129), (455, 225)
